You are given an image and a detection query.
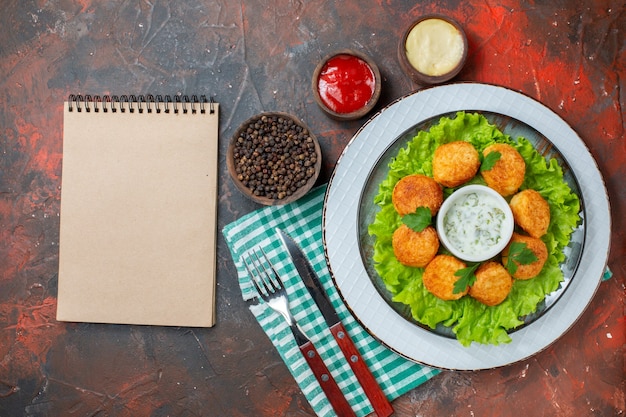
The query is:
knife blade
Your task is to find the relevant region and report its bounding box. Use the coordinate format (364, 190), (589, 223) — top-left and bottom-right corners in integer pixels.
(277, 228), (394, 417)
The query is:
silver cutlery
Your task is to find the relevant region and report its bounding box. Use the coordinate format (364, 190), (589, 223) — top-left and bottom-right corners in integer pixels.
(277, 229), (394, 417)
(244, 248), (356, 417)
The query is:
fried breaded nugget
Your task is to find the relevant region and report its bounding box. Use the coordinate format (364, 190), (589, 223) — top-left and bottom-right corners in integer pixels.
(481, 143), (526, 196)
(510, 189), (551, 238)
(392, 224), (439, 268)
(432, 141), (481, 188)
(501, 233), (548, 280)
(422, 254), (468, 300)
(469, 262), (513, 306)
(392, 174), (443, 216)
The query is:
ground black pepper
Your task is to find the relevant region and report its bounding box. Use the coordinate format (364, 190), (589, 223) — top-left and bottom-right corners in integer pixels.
(232, 114), (318, 200)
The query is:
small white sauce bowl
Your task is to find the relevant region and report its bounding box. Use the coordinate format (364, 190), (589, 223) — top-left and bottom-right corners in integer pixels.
(436, 184), (514, 263)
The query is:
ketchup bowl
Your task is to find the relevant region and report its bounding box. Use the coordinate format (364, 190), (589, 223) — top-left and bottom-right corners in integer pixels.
(312, 49), (381, 121)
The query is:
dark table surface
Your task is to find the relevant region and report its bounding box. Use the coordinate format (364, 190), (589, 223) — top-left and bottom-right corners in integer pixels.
(1, 1), (624, 416)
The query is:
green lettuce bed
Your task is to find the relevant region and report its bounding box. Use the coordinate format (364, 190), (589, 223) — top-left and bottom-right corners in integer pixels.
(368, 111), (581, 346)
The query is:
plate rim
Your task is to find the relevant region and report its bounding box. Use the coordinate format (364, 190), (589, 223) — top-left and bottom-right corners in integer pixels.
(322, 82), (611, 370)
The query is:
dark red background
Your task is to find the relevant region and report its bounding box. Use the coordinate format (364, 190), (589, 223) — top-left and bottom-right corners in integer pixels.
(1, 1), (623, 416)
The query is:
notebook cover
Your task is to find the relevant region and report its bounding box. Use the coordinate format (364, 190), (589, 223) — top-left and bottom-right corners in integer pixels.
(57, 101), (219, 327)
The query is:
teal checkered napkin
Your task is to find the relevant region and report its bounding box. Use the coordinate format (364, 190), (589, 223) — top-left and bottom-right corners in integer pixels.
(223, 185), (439, 417)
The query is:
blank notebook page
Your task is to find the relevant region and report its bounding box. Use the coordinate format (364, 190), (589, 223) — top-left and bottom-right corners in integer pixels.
(57, 99), (219, 327)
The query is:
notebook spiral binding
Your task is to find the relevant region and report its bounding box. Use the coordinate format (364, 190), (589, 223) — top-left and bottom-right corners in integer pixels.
(67, 94), (215, 115)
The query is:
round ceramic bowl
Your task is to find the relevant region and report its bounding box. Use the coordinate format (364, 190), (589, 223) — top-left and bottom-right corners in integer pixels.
(227, 112), (322, 206)
(436, 184), (514, 263)
(312, 49), (382, 121)
(398, 14), (468, 85)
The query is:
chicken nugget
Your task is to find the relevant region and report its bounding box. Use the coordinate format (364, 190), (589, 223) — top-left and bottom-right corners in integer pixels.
(481, 143), (526, 196)
(422, 254), (468, 300)
(392, 224), (439, 268)
(469, 262), (513, 306)
(510, 189), (551, 238)
(501, 233), (548, 279)
(392, 174), (443, 216)
(432, 141), (481, 187)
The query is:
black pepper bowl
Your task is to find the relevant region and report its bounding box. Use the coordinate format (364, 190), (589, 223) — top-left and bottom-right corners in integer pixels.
(227, 112), (322, 206)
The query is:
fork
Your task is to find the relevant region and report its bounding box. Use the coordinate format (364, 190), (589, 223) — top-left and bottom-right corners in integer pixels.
(244, 248), (356, 417)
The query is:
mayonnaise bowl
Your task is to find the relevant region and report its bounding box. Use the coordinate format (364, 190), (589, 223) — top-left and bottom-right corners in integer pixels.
(436, 184), (514, 263)
(398, 14), (468, 85)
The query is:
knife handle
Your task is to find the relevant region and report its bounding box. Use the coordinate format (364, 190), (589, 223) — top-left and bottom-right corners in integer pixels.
(330, 322), (394, 417)
(299, 340), (356, 417)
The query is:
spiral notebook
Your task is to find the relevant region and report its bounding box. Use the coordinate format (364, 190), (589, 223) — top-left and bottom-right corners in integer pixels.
(57, 95), (219, 327)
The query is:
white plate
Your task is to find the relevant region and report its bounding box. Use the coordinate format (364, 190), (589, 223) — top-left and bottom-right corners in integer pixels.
(322, 83), (610, 370)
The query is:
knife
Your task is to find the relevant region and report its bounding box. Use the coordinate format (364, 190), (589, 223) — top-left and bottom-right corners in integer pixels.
(277, 228), (394, 417)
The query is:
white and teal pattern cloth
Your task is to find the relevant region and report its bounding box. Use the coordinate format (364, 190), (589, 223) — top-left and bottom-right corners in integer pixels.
(223, 185), (439, 417)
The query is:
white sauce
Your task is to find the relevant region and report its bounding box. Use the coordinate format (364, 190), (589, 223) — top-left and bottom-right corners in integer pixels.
(443, 192), (506, 256)
(405, 18), (465, 76)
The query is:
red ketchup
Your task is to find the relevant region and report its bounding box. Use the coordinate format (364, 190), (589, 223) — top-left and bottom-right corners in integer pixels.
(317, 54), (375, 114)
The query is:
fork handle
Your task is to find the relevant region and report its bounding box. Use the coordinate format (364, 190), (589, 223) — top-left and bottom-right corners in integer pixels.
(330, 322), (394, 417)
(299, 341), (356, 417)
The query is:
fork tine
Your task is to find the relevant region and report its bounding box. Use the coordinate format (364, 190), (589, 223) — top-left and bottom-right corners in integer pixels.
(243, 246), (288, 302)
(252, 250), (274, 292)
(256, 247), (282, 292)
(243, 255), (268, 298)
(250, 249), (271, 291)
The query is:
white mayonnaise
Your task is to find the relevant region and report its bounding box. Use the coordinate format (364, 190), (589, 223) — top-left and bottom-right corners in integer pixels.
(405, 18), (465, 76)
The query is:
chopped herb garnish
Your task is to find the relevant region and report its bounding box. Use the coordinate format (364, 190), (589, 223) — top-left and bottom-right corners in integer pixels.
(402, 206), (432, 232)
(505, 241), (538, 275)
(453, 263), (480, 294)
(481, 151), (502, 172)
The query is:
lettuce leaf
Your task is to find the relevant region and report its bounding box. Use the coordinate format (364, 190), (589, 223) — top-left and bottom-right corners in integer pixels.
(368, 112), (581, 346)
